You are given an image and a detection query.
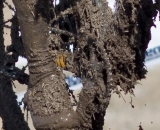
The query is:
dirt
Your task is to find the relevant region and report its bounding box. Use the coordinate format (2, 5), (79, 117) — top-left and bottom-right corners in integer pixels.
(1, 0), (160, 130)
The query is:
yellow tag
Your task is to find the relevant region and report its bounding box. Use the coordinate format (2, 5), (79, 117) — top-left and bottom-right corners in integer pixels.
(56, 54), (66, 68)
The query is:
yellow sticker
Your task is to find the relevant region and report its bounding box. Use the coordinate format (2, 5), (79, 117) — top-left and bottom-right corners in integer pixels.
(56, 54), (66, 68)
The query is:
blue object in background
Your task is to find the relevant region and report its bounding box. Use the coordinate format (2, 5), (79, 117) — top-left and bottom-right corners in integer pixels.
(66, 76), (82, 87)
(145, 46), (160, 61)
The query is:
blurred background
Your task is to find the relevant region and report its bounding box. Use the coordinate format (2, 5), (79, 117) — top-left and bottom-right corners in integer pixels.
(1, 0), (160, 129)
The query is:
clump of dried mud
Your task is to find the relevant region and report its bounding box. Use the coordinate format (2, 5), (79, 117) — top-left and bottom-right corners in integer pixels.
(2, 0), (159, 130)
